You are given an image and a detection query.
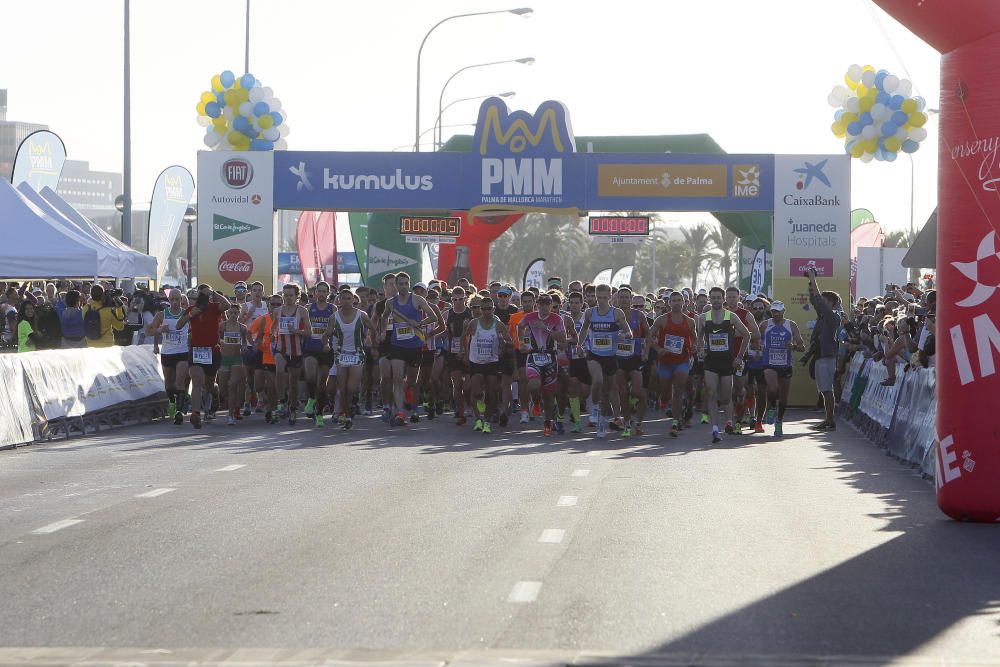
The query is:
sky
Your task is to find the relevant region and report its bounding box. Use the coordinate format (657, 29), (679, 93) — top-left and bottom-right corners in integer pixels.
(4, 0), (941, 241)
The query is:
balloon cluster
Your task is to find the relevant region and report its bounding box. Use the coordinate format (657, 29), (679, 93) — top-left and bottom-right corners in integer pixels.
(827, 64), (929, 163)
(195, 71), (289, 151)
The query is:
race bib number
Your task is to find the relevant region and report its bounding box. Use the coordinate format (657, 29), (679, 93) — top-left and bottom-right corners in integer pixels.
(395, 325), (414, 341)
(165, 330), (184, 346)
(278, 317), (297, 334)
(768, 348), (789, 366)
(616, 341), (634, 356)
(192, 346), (213, 365)
(531, 353), (552, 366)
(311, 325), (325, 340)
(476, 339), (494, 359)
(592, 335), (612, 351)
(222, 332), (240, 345)
(451, 338), (462, 354)
(664, 334), (684, 355)
(338, 351), (361, 366)
(708, 332), (729, 352)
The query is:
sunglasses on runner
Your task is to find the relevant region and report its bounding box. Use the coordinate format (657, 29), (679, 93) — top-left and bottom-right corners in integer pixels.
(481, 305), (494, 310)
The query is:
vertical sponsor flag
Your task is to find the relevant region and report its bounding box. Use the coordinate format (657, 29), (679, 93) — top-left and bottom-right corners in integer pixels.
(296, 211), (321, 287)
(749, 247), (766, 296)
(11, 130), (67, 192)
(523, 257), (546, 291)
(315, 211), (338, 287)
(147, 166), (195, 284)
(611, 265), (634, 289)
(348, 212), (369, 284)
(593, 268), (613, 285)
(365, 211), (421, 287)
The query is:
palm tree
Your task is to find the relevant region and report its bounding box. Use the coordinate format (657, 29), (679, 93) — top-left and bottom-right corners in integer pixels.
(678, 222), (716, 291)
(490, 213), (593, 286)
(707, 222), (740, 288)
(882, 229), (914, 248)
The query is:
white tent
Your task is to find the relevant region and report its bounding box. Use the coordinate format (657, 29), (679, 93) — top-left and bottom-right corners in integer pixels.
(37, 186), (158, 279)
(0, 179), (102, 278)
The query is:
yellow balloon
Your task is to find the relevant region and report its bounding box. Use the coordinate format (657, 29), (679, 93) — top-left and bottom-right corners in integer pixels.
(910, 111), (927, 127)
(234, 78), (242, 89)
(259, 114), (274, 129)
(236, 88), (250, 104)
(856, 85), (868, 98)
(859, 96), (875, 112)
(850, 143), (865, 158)
(831, 121), (846, 137)
(841, 112), (859, 125)
(211, 75), (224, 92)
(196, 102), (207, 115)
(884, 137), (901, 152)
(862, 139), (878, 153)
(845, 75), (858, 89)
(227, 131), (241, 145)
(862, 64), (875, 72)
(223, 89), (237, 106)
(901, 99), (918, 114)
(213, 117), (228, 130)
(200, 91), (215, 105)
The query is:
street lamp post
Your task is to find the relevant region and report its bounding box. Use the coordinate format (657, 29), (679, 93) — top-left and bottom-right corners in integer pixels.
(436, 91), (515, 149)
(184, 206), (197, 288)
(415, 7), (533, 151)
(122, 0), (132, 247)
(436, 60), (532, 149)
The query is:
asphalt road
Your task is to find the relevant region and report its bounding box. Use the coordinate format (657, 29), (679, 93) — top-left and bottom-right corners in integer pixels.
(1, 409), (998, 666)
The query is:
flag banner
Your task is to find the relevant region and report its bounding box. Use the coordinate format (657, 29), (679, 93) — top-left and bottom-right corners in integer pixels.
(593, 268), (613, 285)
(611, 265), (634, 289)
(523, 257), (546, 291)
(750, 247), (766, 296)
(11, 130), (67, 192)
(148, 166), (195, 284)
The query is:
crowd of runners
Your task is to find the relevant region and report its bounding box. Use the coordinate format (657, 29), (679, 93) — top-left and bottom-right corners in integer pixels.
(139, 268), (845, 442)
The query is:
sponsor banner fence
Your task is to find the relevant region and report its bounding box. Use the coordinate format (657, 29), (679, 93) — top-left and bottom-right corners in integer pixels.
(840, 354), (937, 478)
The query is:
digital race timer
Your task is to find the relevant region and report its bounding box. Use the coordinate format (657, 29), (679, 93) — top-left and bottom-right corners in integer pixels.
(588, 216), (650, 235)
(399, 216), (462, 236)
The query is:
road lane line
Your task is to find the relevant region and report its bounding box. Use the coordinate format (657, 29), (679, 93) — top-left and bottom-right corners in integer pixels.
(216, 464), (246, 472)
(508, 581), (542, 603)
(135, 488), (176, 498)
(32, 519), (84, 534)
(586, 451), (601, 457)
(538, 529), (565, 543)
(572, 469), (591, 477)
(557, 495), (578, 506)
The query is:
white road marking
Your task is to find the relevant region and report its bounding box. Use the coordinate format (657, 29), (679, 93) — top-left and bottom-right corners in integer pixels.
(216, 464), (246, 472)
(538, 529), (565, 543)
(508, 581), (542, 603)
(586, 450), (601, 457)
(32, 519), (84, 534)
(572, 469), (591, 477)
(135, 488), (176, 498)
(557, 495), (578, 507)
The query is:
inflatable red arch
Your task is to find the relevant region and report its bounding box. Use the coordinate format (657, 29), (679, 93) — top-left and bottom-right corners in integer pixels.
(874, 0), (1000, 521)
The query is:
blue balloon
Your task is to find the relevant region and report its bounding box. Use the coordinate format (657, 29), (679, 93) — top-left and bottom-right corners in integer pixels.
(891, 110), (909, 126)
(834, 109), (845, 121)
(889, 95), (904, 110)
(881, 122), (898, 137)
(216, 91), (225, 105)
(253, 102), (270, 117)
(859, 111), (874, 126)
(876, 92), (891, 105)
(240, 73), (256, 89)
(885, 150), (898, 162)
(220, 70), (235, 88)
(875, 147), (885, 161)
(875, 71), (888, 90)
(250, 139), (274, 151)
(205, 101), (221, 118)
(233, 116), (251, 134)
(847, 121), (862, 135)
(270, 111), (283, 126)
(902, 139), (919, 153)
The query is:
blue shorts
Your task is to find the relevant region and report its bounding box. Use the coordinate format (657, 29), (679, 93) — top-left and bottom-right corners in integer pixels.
(658, 361), (690, 379)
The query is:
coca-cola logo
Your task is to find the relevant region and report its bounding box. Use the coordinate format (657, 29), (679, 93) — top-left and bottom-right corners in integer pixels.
(222, 158), (253, 189)
(218, 248), (254, 284)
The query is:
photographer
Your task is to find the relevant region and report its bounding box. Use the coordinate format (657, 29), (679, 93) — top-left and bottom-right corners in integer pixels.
(83, 284), (126, 348)
(805, 268), (841, 431)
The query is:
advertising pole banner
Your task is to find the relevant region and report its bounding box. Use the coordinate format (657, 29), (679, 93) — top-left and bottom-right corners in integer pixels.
(771, 155), (851, 405)
(749, 247), (766, 296)
(523, 257), (546, 291)
(11, 130), (67, 192)
(348, 212), (369, 284)
(611, 265), (634, 289)
(296, 211), (322, 287)
(196, 151), (276, 292)
(315, 211), (338, 286)
(593, 268), (613, 285)
(365, 211), (422, 287)
(147, 166), (195, 285)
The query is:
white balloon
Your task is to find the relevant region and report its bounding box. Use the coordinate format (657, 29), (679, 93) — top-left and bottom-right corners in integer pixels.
(239, 101), (253, 117)
(249, 87), (266, 104)
(860, 152), (874, 163)
(204, 130), (222, 147)
(261, 86), (274, 99)
(861, 70), (876, 88)
(829, 86), (849, 107)
(847, 64), (863, 82)
(845, 97), (860, 113)
(909, 127), (928, 142)
(827, 92), (841, 108)
(871, 103), (889, 120)
(883, 75), (899, 93)
(895, 127), (908, 141)
(897, 79), (912, 97)
(861, 125), (878, 140)
(275, 138), (288, 151)
(224, 106), (235, 120)
(196, 115), (211, 127)
(269, 97), (282, 112)
(263, 127), (280, 141)
(278, 124), (290, 138)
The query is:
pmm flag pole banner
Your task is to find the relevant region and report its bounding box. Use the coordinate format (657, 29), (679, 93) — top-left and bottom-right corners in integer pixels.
(611, 265), (634, 289)
(11, 130), (67, 192)
(197, 151), (276, 292)
(871, 0), (1000, 521)
(523, 257), (546, 291)
(593, 268), (613, 285)
(148, 166), (195, 285)
(749, 247), (767, 296)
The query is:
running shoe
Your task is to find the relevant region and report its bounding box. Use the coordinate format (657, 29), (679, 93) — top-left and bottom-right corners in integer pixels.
(774, 421), (783, 437)
(724, 421), (734, 435)
(520, 411), (530, 424)
(482, 422), (492, 434)
(753, 420), (765, 434)
(711, 427), (721, 444)
(571, 419), (583, 433)
(498, 412), (509, 427)
(242, 402), (251, 417)
(555, 420), (565, 435)
(700, 413), (710, 425)
(315, 414), (324, 428)
(596, 418), (607, 439)
(808, 421), (833, 431)
(532, 402), (542, 417)
(173, 410), (184, 426)
(588, 407), (599, 427)
(391, 413), (406, 427)
(543, 420), (553, 437)
(609, 417), (624, 431)
(511, 400), (522, 414)
(456, 416), (467, 427)
(382, 407), (391, 424)
(622, 426), (632, 438)
(304, 398), (316, 419)
(733, 422), (743, 435)
(474, 419), (483, 432)
(670, 420), (679, 438)
(765, 408), (777, 425)
(410, 413), (420, 424)
(264, 410), (273, 424)
(190, 411), (202, 429)
(634, 424), (644, 436)
(477, 398), (487, 415)
(288, 411), (297, 426)
(227, 414), (236, 426)
(167, 401), (176, 419)
(344, 417), (353, 430)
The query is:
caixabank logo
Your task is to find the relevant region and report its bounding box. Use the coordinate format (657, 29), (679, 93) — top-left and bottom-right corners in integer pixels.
(475, 97), (575, 206)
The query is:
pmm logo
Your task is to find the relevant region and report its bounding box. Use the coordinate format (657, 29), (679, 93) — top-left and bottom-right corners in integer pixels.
(222, 158), (253, 189)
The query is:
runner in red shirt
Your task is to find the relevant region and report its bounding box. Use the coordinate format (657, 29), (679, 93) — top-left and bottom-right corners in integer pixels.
(726, 286), (761, 431)
(648, 291), (697, 437)
(176, 284), (231, 429)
